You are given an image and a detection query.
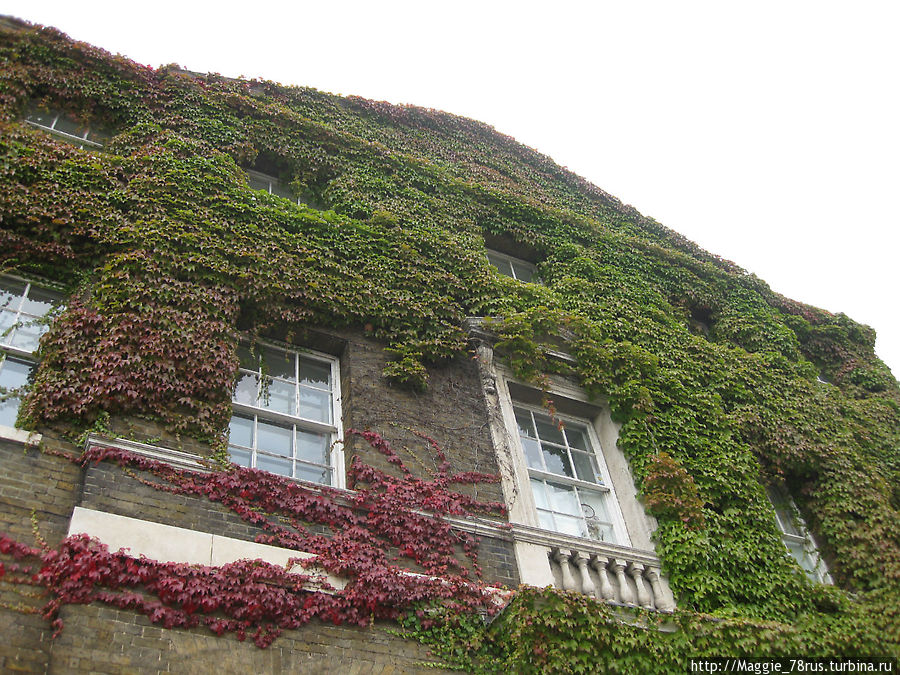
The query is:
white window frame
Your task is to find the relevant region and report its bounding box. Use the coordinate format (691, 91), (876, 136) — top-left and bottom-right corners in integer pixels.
(513, 402), (629, 545)
(491, 370), (658, 550)
(767, 487), (832, 584)
(0, 276), (62, 430)
(245, 169), (300, 204)
(228, 341), (344, 489)
(24, 107), (104, 149)
(486, 250), (539, 283)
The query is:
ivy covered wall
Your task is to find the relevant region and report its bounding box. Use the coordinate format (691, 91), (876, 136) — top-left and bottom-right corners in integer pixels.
(1, 16), (898, 668)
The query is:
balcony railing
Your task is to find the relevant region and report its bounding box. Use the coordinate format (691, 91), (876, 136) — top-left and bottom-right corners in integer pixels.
(549, 545), (674, 610)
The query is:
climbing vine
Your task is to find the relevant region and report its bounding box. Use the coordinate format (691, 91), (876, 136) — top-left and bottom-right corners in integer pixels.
(0, 430), (505, 647)
(0, 17), (898, 665)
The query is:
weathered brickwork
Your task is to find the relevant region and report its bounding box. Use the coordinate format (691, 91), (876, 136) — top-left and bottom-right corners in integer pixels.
(0, 438), (80, 673)
(338, 331), (506, 509)
(0, 438), (80, 546)
(0, 327), (518, 672)
(46, 605), (453, 674)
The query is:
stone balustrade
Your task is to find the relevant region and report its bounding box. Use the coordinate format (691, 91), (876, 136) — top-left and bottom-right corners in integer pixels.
(548, 546), (675, 611)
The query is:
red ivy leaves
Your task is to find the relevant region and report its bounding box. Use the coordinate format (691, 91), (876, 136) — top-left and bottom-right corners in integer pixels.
(0, 430), (506, 647)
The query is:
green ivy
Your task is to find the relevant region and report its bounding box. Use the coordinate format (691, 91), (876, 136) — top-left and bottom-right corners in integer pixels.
(1, 18), (898, 663)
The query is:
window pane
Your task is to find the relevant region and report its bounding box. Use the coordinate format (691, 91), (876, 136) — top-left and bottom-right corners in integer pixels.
(0, 281), (25, 309)
(295, 463), (330, 485)
(233, 373), (258, 406)
(541, 443), (573, 477)
(299, 387), (330, 423)
(21, 288), (57, 316)
(257, 453), (292, 477)
(530, 479), (550, 509)
(491, 257), (513, 277)
(260, 376), (295, 415)
(9, 320), (46, 352)
(586, 519), (614, 542)
(0, 311), (17, 347)
(228, 414), (253, 448)
(535, 418), (565, 445)
(247, 174), (270, 192)
(581, 490), (615, 542)
(296, 429), (329, 465)
(261, 346), (295, 381)
(520, 436), (542, 469)
(0, 358), (32, 428)
(511, 262), (534, 282)
(580, 489), (612, 522)
(53, 115), (84, 137)
(26, 109), (56, 127)
(786, 541), (815, 572)
(515, 409), (536, 438)
(237, 346), (258, 371)
(256, 419), (292, 457)
(87, 128), (107, 144)
(537, 510), (556, 531)
(228, 447), (251, 468)
(565, 427), (589, 451)
(269, 180), (294, 200)
(571, 449), (600, 484)
(0, 394), (22, 428)
(775, 505), (802, 537)
(0, 358), (33, 389)
(299, 358), (330, 389)
(554, 514), (583, 538)
(547, 482), (580, 516)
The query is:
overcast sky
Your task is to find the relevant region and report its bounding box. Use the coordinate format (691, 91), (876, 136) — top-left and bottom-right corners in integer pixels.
(4, 1), (899, 377)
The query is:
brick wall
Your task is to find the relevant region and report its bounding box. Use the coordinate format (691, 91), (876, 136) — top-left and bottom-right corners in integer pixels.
(46, 605), (453, 674)
(0, 327), (519, 672)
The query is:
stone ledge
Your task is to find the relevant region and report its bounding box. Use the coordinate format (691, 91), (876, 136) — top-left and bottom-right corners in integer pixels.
(67, 506), (345, 590)
(0, 424), (42, 447)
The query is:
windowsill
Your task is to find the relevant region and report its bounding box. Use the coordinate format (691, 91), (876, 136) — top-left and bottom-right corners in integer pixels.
(24, 120), (104, 148)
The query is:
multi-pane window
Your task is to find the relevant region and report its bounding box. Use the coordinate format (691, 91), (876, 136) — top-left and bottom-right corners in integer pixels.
(228, 343), (342, 486)
(486, 250), (539, 283)
(768, 488), (831, 583)
(24, 106), (105, 149)
(0, 277), (62, 428)
(245, 169), (298, 203)
(514, 405), (624, 543)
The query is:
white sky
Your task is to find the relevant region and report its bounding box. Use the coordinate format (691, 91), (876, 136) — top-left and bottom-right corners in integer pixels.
(4, 1), (899, 377)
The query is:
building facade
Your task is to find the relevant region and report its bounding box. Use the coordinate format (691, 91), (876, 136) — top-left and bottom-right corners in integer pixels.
(1, 16), (898, 673)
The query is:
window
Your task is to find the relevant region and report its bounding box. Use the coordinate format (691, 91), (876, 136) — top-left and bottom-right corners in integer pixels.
(513, 404), (628, 544)
(228, 343), (343, 487)
(24, 106), (105, 149)
(768, 488), (831, 583)
(0, 276), (62, 428)
(486, 250), (539, 283)
(245, 169), (299, 203)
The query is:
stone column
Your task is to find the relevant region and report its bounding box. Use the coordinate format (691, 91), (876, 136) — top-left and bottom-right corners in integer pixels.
(645, 567), (675, 611)
(590, 555), (616, 601)
(610, 559), (634, 605)
(571, 551), (595, 596)
(628, 562), (652, 608)
(552, 548), (577, 591)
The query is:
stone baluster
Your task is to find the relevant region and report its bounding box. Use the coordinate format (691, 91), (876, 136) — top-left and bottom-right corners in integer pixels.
(552, 549), (578, 591)
(571, 551), (595, 596)
(609, 559), (634, 605)
(645, 567), (675, 611)
(590, 555), (616, 601)
(628, 562), (653, 608)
